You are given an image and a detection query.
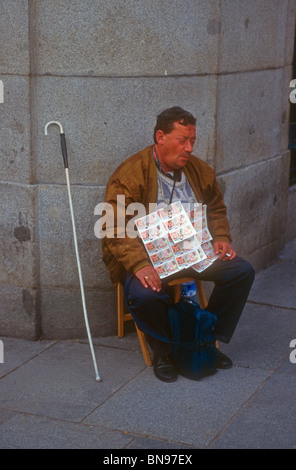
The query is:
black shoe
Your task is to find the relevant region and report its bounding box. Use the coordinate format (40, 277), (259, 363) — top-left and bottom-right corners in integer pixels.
(153, 354), (178, 382)
(216, 349), (233, 369)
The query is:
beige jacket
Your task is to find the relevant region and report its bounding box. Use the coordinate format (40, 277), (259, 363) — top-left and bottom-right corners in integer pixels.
(102, 145), (231, 286)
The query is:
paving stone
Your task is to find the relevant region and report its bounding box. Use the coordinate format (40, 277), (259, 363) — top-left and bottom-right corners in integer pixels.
(211, 372), (296, 449)
(84, 366), (268, 448)
(248, 262), (296, 310)
(0, 414), (132, 449)
(220, 302), (296, 371)
(0, 341), (145, 422)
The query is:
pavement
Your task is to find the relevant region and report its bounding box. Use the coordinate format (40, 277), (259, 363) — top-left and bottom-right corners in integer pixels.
(0, 239), (296, 450)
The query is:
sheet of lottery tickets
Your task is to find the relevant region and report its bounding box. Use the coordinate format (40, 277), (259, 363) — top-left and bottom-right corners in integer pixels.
(136, 201), (220, 278)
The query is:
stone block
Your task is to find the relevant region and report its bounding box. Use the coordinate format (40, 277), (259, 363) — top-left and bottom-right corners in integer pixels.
(216, 69), (288, 173)
(217, 152), (290, 262)
(284, 0), (296, 65)
(0, 76), (32, 184)
(0, 0), (29, 74)
(0, 182), (37, 287)
(40, 288), (117, 339)
(280, 66), (293, 153)
(38, 181), (118, 338)
(38, 75), (217, 184)
(218, 0), (291, 73)
(246, 240), (280, 273)
(36, 0), (219, 76)
(0, 285), (38, 340)
(38, 183), (110, 290)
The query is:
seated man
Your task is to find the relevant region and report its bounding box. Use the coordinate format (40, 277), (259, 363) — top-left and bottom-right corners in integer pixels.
(102, 106), (255, 382)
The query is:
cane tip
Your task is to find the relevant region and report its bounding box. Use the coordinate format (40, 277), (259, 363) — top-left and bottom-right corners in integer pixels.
(95, 375), (102, 383)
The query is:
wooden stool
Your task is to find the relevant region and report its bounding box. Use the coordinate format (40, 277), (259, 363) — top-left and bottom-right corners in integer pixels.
(117, 277), (208, 367)
(117, 282), (153, 366)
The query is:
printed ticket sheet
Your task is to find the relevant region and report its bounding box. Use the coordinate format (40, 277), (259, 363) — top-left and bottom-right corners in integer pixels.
(136, 201), (219, 278)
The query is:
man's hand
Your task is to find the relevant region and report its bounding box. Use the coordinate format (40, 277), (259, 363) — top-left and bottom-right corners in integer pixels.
(135, 265), (162, 292)
(213, 241), (236, 261)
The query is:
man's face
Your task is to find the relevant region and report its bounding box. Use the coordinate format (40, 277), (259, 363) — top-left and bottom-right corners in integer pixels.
(156, 122), (196, 172)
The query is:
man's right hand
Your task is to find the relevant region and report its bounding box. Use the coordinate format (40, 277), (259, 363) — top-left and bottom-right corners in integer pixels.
(135, 265), (162, 292)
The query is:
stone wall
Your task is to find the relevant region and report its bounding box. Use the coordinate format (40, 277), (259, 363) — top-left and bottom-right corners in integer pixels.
(0, 0), (295, 339)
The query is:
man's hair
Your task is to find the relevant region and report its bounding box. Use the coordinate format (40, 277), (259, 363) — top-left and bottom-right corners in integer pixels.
(153, 106), (196, 143)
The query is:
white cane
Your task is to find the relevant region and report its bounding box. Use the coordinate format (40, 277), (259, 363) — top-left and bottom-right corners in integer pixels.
(45, 121), (101, 382)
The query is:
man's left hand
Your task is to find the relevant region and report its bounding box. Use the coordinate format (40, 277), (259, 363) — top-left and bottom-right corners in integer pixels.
(213, 241), (236, 261)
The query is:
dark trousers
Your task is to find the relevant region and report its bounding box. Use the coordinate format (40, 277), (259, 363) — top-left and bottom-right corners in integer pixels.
(123, 257), (255, 355)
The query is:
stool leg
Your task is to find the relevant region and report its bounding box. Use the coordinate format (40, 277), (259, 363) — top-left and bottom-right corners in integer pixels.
(117, 283), (124, 337)
(117, 282), (152, 366)
(196, 281), (208, 309)
(135, 325), (152, 367)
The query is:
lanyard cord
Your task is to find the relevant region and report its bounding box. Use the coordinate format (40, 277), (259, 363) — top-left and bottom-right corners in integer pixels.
(169, 180), (176, 206)
(153, 145), (181, 206)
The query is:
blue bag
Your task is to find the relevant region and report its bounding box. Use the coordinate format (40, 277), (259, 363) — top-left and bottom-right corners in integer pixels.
(168, 300), (217, 380)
